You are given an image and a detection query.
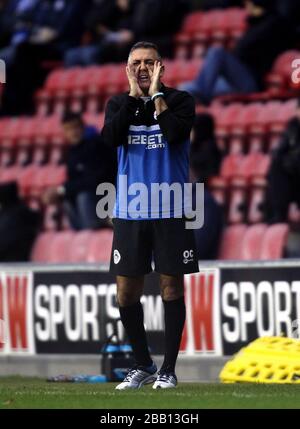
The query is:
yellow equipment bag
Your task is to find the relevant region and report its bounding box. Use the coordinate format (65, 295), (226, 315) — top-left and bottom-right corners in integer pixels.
(220, 337), (300, 384)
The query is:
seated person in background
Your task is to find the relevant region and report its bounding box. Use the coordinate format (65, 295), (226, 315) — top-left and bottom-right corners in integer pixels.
(65, 0), (136, 67)
(265, 99), (300, 224)
(0, 182), (40, 261)
(43, 112), (117, 231)
(190, 113), (222, 184)
(179, 0), (292, 104)
(1, 0), (89, 115)
(190, 113), (224, 260)
(64, 0), (190, 67)
(0, 0), (40, 67)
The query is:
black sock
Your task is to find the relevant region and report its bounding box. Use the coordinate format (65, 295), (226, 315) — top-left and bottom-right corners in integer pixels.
(119, 301), (153, 368)
(161, 297), (186, 373)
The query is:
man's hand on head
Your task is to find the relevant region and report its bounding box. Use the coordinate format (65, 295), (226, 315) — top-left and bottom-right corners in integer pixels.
(126, 64), (143, 99)
(148, 60), (163, 97)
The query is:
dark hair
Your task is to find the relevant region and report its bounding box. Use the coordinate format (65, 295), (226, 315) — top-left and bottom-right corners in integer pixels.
(61, 111), (83, 125)
(129, 41), (161, 60)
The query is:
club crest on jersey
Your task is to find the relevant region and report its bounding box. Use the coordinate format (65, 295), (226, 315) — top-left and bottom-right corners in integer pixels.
(114, 249), (121, 264)
(154, 111), (157, 121)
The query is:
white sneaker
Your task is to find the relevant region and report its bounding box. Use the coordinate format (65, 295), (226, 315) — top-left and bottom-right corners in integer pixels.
(115, 363), (157, 390)
(152, 371), (177, 389)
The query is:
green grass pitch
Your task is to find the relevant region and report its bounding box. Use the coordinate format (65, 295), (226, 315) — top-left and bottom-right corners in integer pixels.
(0, 377), (300, 409)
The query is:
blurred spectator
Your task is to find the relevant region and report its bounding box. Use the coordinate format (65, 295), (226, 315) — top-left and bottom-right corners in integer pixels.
(179, 0), (292, 104)
(0, 0), (40, 67)
(42, 112), (117, 231)
(1, 0), (90, 115)
(190, 113), (224, 260)
(265, 99), (300, 224)
(64, 0), (190, 67)
(64, 0), (136, 67)
(190, 113), (223, 184)
(0, 182), (40, 261)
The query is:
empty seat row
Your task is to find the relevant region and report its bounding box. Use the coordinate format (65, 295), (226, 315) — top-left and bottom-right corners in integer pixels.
(35, 50), (299, 117)
(210, 153), (270, 183)
(0, 114), (104, 166)
(209, 153), (270, 224)
(35, 60), (202, 115)
(0, 114), (103, 145)
(203, 99), (297, 153)
(0, 164), (66, 197)
(31, 229), (113, 263)
(31, 223), (288, 263)
(218, 223), (289, 260)
(0, 99), (296, 166)
(175, 8), (247, 59)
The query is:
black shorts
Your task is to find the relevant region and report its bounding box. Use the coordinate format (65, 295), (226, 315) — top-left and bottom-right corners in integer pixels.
(110, 218), (199, 276)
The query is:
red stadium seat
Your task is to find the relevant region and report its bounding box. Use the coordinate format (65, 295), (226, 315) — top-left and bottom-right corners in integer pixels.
(0, 165), (22, 184)
(230, 103), (261, 134)
(68, 230), (93, 262)
(213, 103), (242, 150)
(220, 154), (244, 179)
(269, 99), (297, 136)
(18, 165), (38, 197)
(248, 102), (281, 152)
(237, 153), (270, 180)
(218, 224), (247, 260)
(226, 8), (247, 42)
(260, 224), (289, 260)
(247, 182), (267, 224)
(227, 178), (248, 224)
(86, 229), (113, 263)
(240, 224), (267, 260)
(47, 231), (75, 263)
(27, 165), (67, 197)
(175, 11), (204, 58)
(34, 115), (64, 146)
(30, 231), (56, 262)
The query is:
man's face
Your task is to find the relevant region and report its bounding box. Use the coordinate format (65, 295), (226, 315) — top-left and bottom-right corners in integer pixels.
(62, 120), (84, 145)
(128, 48), (163, 93)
